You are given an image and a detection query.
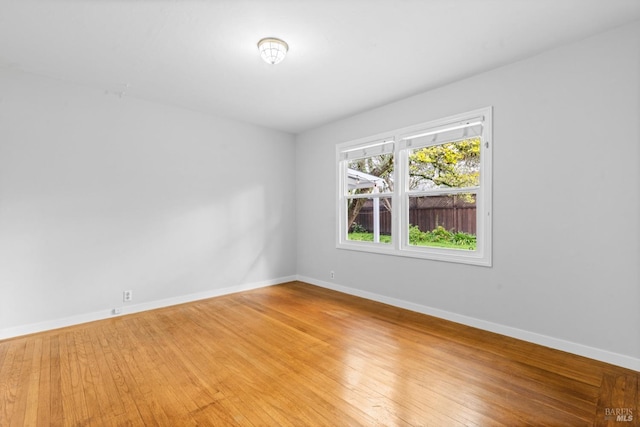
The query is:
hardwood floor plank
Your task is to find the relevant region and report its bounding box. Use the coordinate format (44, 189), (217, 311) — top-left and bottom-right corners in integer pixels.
(0, 340), (21, 425)
(1, 281), (638, 426)
(59, 331), (89, 425)
(9, 338), (34, 427)
(48, 335), (65, 426)
(119, 316), (198, 425)
(72, 329), (103, 426)
(35, 336), (52, 426)
(22, 337), (42, 427)
(85, 325), (126, 420)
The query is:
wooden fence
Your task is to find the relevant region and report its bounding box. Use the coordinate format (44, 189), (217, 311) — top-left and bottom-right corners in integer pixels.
(352, 195), (476, 235)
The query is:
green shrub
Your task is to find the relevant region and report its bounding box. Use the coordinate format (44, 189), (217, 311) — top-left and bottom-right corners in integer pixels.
(452, 231), (476, 246)
(408, 225), (425, 244)
(348, 232), (392, 243)
(430, 225), (452, 242)
(408, 225), (475, 249)
(350, 222), (367, 233)
(349, 225), (475, 249)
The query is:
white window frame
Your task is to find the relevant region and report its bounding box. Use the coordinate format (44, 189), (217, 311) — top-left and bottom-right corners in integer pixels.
(336, 107), (492, 266)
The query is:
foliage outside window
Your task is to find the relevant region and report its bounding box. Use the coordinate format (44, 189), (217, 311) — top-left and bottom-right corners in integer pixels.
(336, 107), (492, 266)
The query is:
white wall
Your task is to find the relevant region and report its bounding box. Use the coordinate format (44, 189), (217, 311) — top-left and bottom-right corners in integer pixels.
(295, 21), (640, 369)
(0, 69), (296, 336)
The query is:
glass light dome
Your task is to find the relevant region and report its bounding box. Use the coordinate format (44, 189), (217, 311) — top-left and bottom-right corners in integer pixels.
(258, 38), (289, 65)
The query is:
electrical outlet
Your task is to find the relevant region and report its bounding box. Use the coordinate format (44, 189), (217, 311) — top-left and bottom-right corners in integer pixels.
(123, 290), (133, 302)
(330, 271), (335, 279)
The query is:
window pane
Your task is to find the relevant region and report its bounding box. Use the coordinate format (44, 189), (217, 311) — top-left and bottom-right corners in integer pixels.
(408, 194), (476, 250)
(347, 197), (392, 244)
(408, 138), (480, 190)
(347, 153), (394, 196)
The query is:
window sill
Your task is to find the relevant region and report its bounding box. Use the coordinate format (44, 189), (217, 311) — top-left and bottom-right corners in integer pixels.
(337, 241), (492, 266)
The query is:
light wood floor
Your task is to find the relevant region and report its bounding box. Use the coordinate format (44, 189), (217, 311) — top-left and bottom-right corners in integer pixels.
(1, 281), (638, 426)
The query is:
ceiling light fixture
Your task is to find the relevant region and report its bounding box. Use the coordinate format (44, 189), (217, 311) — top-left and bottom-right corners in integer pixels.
(257, 37), (289, 65)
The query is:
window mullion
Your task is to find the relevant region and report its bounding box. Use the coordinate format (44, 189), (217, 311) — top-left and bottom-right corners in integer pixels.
(408, 187), (479, 197)
(346, 193), (393, 200)
(395, 140), (406, 250)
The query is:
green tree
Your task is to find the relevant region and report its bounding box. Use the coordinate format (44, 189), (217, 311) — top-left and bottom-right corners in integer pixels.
(408, 138), (480, 189)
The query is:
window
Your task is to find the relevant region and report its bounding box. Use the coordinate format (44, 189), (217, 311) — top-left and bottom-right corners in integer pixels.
(336, 107), (492, 266)
(341, 140), (395, 245)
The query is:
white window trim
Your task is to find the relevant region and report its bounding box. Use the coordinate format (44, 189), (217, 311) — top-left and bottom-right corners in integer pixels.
(336, 107), (492, 267)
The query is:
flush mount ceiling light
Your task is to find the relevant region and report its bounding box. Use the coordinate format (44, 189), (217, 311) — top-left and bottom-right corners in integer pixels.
(257, 37), (289, 65)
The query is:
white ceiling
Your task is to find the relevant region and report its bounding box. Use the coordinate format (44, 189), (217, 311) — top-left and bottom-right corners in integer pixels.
(1, 1), (640, 134)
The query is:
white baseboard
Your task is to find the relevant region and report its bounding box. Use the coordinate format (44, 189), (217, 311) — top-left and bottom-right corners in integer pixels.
(0, 275), (297, 341)
(297, 275), (640, 372)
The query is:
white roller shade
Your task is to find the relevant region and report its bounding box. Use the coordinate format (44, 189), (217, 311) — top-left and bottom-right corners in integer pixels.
(400, 117), (483, 150)
(341, 139), (395, 161)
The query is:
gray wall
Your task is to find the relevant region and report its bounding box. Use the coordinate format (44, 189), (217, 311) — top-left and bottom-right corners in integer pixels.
(295, 21), (640, 368)
(0, 69), (297, 335)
